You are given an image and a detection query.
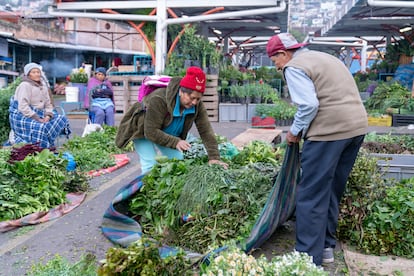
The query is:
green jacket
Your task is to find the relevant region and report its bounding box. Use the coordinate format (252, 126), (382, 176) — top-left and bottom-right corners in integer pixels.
(116, 77), (220, 160)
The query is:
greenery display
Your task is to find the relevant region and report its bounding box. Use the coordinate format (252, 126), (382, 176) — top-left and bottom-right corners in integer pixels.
(338, 133), (414, 259)
(255, 101), (297, 120)
(164, 24), (222, 76)
(128, 140), (280, 253)
(0, 147), (89, 221)
(361, 181), (413, 258)
(61, 125), (128, 171)
(0, 125), (126, 223)
(364, 81), (412, 113)
(99, 238), (193, 276)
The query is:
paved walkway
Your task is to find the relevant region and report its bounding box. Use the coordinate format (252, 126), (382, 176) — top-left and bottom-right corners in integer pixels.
(1, 99), (414, 274)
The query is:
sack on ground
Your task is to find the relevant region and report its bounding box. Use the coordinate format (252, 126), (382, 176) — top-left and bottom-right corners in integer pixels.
(82, 118), (103, 137)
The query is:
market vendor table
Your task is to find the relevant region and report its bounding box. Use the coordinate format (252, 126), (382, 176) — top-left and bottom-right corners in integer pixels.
(230, 128), (283, 148)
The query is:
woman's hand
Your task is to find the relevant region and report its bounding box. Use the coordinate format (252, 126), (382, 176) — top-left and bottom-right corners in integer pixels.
(176, 140), (191, 152)
(208, 159), (229, 169)
(39, 115), (51, 123)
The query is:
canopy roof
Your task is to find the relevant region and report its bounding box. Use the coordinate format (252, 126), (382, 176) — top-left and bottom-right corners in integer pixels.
(50, 0), (414, 71)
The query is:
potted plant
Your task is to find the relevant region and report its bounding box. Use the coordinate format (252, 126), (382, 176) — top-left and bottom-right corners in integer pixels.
(66, 67), (89, 104)
(67, 67), (88, 84)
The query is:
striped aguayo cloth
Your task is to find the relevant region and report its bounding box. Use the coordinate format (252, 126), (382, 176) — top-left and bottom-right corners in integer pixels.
(101, 143), (301, 255)
(9, 98), (71, 148)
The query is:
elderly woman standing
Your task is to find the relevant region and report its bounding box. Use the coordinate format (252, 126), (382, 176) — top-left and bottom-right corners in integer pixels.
(86, 67), (115, 126)
(8, 62), (71, 148)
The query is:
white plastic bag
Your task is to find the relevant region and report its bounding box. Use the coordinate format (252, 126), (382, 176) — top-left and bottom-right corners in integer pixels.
(82, 118), (103, 137)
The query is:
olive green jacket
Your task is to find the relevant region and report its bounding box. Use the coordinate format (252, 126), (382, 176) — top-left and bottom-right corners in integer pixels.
(115, 77), (220, 160)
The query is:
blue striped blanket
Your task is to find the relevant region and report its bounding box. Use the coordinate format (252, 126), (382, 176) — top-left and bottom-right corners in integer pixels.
(9, 98), (71, 148)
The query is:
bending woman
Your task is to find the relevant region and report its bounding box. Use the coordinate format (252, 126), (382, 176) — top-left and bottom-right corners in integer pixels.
(8, 62), (71, 148)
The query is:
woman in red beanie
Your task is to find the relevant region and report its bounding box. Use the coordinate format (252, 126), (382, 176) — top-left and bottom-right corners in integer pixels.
(117, 66), (227, 174)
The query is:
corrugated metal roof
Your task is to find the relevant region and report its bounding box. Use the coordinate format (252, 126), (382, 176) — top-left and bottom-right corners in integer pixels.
(15, 38), (147, 55)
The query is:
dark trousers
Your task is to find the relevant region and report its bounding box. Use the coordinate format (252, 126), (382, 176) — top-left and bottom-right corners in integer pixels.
(295, 135), (364, 265)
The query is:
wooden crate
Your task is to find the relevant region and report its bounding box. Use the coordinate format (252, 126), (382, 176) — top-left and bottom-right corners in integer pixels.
(117, 65), (136, 72)
(108, 74), (219, 122)
(203, 74), (219, 122)
(109, 75), (144, 113)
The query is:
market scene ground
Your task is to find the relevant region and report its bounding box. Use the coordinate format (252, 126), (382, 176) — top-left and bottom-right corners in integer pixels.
(1, 104), (414, 275)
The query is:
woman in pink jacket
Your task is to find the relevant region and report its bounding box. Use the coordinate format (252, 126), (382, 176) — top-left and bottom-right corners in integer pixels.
(86, 67), (115, 126)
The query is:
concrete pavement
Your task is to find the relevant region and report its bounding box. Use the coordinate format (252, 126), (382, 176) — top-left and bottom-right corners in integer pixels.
(1, 101), (414, 274)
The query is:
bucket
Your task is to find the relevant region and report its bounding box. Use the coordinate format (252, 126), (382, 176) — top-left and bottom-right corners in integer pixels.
(0, 77), (7, 88)
(65, 86), (79, 102)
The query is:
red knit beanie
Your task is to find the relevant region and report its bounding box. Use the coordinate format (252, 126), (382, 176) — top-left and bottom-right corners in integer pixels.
(180, 66), (206, 93)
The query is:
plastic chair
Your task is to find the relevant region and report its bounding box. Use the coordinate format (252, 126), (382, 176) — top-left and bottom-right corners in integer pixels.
(54, 106), (70, 147)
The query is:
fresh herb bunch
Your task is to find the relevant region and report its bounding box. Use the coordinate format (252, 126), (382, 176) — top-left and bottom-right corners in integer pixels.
(359, 181), (414, 258)
(62, 125), (124, 171)
(129, 157), (276, 253)
(98, 238), (194, 276)
(0, 149), (68, 221)
(200, 245), (328, 276)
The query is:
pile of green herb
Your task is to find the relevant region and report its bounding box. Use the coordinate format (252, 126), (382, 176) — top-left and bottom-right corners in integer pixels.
(62, 125), (126, 171)
(98, 237), (194, 276)
(0, 149), (66, 221)
(129, 141), (281, 253)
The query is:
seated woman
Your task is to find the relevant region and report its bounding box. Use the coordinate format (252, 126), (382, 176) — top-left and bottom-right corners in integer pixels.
(87, 67), (115, 126)
(8, 62), (71, 148)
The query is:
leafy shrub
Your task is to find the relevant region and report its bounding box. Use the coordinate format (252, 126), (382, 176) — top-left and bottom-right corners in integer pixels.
(0, 78), (21, 144)
(359, 181), (414, 258)
(337, 150), (389, 242)
(255, 101), (297, 120)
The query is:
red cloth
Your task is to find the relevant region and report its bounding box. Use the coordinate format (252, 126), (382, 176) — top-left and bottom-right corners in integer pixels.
(113, 57), (122, 67)
(87, 154), (130, 177)
(0, 192), (86, 233)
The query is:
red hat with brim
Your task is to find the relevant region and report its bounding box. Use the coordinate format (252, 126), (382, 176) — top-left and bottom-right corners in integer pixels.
(266, 33), (308, 57)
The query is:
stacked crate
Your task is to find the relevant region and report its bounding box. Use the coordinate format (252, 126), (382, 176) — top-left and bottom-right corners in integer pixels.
(108, 75), (144, 113)
(202, 75), (219, 122)
(108, 74), (219, 122)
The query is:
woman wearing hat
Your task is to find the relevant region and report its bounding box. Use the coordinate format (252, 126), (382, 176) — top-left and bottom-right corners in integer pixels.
(86, 67), (115, 126)
(8, 62), (71, 148)
(117, 66), (227, 174)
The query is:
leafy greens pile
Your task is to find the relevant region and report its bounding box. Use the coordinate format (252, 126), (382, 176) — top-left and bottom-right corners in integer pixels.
(129, 140), (283, 253)
(0, 147), (87, 221)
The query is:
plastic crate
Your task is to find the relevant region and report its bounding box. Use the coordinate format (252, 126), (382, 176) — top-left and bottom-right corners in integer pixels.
(251, 116), (276, 129)
(371, 153), (414, 181)
(367, 115), (392, 127)
(392, 114), (414, 127)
